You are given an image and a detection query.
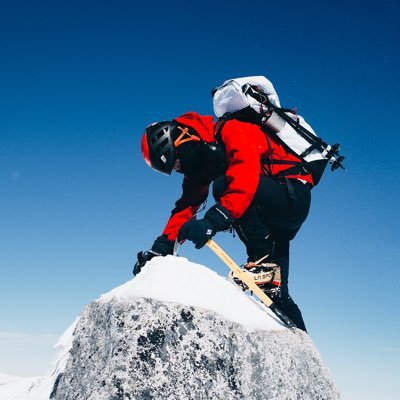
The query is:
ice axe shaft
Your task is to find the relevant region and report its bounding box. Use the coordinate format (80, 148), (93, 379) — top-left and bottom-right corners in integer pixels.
(173, 240), (181, 256)
(206, 239), (297, 330)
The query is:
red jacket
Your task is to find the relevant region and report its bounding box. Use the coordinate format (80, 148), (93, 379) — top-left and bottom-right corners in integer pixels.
(162, 112), (313, 241)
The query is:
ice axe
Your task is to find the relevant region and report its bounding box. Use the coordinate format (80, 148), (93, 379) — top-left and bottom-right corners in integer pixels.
(206, 239), (297, 330)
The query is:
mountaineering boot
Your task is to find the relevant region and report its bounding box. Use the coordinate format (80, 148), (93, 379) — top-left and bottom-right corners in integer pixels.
(271, 240), (308, 332)
(228, 261), (281, 297)
(246, 261), (281, 295)
(232, 205), (307, 332)
(229, 202), (281, 293)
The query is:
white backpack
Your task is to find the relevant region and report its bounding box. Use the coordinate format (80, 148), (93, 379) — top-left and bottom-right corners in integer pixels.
(212, 76), (345, 185)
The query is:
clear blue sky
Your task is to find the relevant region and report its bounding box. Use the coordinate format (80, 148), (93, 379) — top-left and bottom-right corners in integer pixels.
(1, 0), (399, 398)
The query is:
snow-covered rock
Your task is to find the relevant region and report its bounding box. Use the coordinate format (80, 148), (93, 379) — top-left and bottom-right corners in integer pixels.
(1, 256), (341, 399)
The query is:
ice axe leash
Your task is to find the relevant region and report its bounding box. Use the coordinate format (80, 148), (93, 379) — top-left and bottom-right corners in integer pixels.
(206, 239), (297, 330)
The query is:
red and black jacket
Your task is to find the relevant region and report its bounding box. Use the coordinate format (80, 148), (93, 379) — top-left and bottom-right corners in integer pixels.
(162, 112), (313, 241)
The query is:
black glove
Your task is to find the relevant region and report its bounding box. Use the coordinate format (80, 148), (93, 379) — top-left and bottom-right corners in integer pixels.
(178, 219), (214, 249)
(178, 203), (234, 249)
(133, 235), (174, 275)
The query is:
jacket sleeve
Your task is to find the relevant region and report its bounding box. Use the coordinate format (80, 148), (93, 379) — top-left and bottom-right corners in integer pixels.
(218, 120), (266, 219)
(162, 176), (209, 241)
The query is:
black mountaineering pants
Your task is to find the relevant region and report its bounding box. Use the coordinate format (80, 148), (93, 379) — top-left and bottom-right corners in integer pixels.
(213, 174), (311, 332)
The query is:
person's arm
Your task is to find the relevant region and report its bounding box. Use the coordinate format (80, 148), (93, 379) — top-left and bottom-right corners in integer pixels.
(133, 176), (209, 275)
(218, 119), (266, 219)
(177, 120), (267, 249)
(162, 176), (210, 241)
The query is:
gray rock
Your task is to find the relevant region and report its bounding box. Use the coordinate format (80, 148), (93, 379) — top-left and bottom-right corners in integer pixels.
(50, 297), (340, 400)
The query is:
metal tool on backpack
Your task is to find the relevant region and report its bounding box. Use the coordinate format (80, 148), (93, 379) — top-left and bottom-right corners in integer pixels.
(241, 83), (346, 175)
(228, 254), (282, 296)
(213, 77), (346, 187)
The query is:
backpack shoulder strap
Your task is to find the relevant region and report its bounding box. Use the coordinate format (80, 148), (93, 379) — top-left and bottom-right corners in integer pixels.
(214, 116), (230, 143)
(214, 107), (264, 142)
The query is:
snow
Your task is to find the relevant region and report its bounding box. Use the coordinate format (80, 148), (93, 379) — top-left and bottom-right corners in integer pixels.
(100, 255), (284, 331)
(0, 256), (283, 399)
(0, 373), (43, 400)
(0, 318), (79, 400)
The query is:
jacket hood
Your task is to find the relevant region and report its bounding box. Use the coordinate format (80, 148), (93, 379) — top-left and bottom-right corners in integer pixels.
(174, 112), (215, 142)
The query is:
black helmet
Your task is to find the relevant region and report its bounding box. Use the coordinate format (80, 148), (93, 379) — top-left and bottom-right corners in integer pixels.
(141, 121), (178, 175)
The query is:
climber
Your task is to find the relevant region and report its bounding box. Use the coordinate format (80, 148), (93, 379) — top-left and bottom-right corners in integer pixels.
(134, 104), (313, 332)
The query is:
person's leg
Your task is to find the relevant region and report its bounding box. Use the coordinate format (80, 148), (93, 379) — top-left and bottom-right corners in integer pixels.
(212, 175), (281, 260)
(213, 175), (310, 332)
(251, 179), (310, 332)
(251, 176), (311, 238)
(213, 175), (311, 259)
(271, 240), (307, 332)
